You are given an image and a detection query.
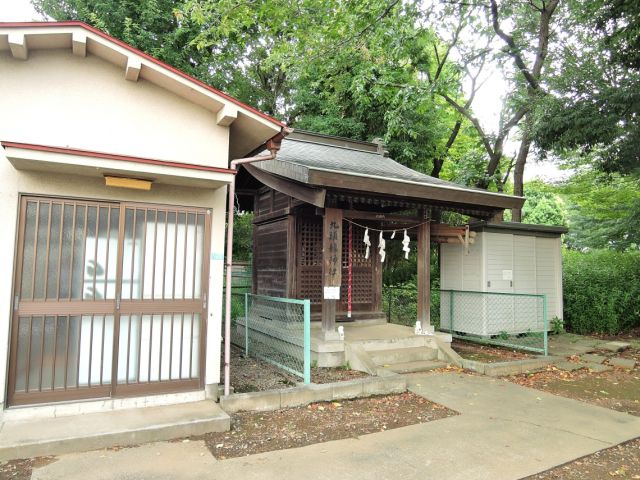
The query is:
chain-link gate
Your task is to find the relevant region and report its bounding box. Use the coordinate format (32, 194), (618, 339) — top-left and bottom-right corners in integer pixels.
(231, 294), (311, 383)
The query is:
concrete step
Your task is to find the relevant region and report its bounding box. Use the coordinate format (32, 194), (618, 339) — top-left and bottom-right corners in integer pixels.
(369, 347), (438, 365)
(0, 400), (229, 461)
(351, 336), (430, 352)
(378, 360), (446, 374)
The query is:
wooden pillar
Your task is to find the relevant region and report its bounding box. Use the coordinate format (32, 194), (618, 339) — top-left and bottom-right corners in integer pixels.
(321, 208), (342, 338)
(417, 211), (433, 332)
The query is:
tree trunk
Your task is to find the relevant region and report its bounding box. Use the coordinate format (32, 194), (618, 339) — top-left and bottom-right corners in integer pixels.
(511, 129), (532, 222)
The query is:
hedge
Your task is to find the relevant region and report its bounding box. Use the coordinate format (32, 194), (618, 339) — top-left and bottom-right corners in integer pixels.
(563, 249), (640, 334)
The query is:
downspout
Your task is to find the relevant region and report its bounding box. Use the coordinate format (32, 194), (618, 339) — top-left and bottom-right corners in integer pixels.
(223, 127), (293, 396)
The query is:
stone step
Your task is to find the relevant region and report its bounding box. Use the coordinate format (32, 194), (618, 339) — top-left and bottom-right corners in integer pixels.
(378, 360), (446, 374)
(0, 400), (229, 462)
(369, 347), (438, 366)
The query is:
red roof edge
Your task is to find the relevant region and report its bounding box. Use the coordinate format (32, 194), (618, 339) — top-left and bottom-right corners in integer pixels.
(0, 21), (286, 129)
(1, 141), (237, 175)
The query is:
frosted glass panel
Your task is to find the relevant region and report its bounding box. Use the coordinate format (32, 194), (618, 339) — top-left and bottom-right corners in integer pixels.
(123, 208), (206, 300)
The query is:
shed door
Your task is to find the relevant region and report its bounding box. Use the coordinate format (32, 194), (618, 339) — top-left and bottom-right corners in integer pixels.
(8, 197), (210, 406)
(485, 232), (514, 292)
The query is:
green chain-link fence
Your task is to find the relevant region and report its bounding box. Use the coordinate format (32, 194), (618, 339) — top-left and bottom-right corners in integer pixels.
(440, 289), (548, 355)
(230, 293), (311, 383)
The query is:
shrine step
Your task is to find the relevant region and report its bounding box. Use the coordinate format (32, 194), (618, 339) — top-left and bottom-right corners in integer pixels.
(369, 346), (439, 365)
(377, 360), (446, 374)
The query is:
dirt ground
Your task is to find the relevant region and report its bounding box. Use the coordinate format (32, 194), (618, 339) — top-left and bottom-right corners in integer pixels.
(513, 335), (640, 479)
(523, 439), (640, 480)
(0, 457), (55, 480)
(508, 351), (640, 416)
(224, 345), (368, 393)
(452, 338), (534, 362)
(193, 392), (457, 459)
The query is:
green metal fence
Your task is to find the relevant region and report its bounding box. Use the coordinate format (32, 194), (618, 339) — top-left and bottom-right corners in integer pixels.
(440, 289), (548, 355)
(231, 293), (311, 383)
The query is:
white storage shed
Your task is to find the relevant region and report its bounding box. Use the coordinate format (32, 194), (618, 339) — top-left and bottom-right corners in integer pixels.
(440, 222), (567, 336)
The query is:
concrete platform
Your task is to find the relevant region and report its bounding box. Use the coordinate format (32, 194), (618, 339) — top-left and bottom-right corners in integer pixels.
(0, 400), (229, 461)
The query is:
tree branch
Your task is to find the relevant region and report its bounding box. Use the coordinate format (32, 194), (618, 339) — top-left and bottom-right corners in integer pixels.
(490, 0), (539, 89)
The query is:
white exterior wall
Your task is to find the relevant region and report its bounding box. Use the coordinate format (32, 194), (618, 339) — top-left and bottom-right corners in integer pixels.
(0, 48), (233, 412)
(0, 50), (229, 168)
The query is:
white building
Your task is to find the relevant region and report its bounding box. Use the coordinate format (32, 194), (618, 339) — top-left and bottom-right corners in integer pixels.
(0, 21), (286, 414)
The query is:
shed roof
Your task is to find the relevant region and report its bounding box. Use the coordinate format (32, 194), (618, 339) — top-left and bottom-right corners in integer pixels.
(252, 131), (525, 213)
(470, 221), (568, 237)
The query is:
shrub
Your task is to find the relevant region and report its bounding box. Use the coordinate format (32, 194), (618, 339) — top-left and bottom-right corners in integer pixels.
(563, 249), (640, 334)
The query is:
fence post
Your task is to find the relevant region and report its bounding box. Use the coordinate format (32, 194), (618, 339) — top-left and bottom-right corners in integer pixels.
(303, 299), (311, 384)
(387, 287), (392, 322)
(449, 290), (455, 333)
(543, 294), (548, 356)
(244, 292), (249, 357)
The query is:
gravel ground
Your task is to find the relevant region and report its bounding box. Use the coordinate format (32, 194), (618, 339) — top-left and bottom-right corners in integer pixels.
(224, 345), (368, 393)
(192, 392), (457, 459)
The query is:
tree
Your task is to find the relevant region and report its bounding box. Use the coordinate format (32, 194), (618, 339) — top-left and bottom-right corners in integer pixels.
(428, 0), (560, 217)
(562, 172), (640, 251)
(532, 0), (640, 176)
(516, 180), (567, 226)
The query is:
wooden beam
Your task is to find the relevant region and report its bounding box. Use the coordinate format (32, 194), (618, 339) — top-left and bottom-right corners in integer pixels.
(321, 208), (342, 337)
(342, 209), (421, 223)
(416, 210), (432, 331)
(309, 170), (525, 210)
(125, 56), (141, 81)
(72, 32), (87, 57)
(431, 224), (472, 237)
(8, 33), (28, 60)
(216, 104), (238, 126)
(244, 163), (326, 207)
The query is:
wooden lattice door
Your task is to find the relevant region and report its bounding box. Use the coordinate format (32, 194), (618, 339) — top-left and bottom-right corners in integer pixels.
(296, 216), (375, 314)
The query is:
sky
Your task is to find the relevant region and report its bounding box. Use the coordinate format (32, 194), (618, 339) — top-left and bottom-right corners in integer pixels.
(1, 0), (568, 182)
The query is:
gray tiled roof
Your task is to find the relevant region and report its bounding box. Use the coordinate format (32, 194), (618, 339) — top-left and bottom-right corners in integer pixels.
(257, 138), (493, 194)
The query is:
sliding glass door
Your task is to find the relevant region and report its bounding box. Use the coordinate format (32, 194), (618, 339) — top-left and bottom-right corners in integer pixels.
(8, 197), (210, 406)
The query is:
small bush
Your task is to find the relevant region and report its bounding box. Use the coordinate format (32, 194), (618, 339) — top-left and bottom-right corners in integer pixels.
(563, 249), (640, 334)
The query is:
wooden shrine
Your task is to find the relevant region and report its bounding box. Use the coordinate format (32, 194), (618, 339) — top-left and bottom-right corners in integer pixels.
(236, 130), (523, 338)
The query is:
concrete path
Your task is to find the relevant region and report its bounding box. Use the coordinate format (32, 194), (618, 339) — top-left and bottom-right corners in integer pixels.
(32, 372), (640, 480)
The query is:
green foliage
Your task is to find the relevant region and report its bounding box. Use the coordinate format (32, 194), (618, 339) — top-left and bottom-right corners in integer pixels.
(232, 212), (254, 262)
(561, 172), (640, 251)
(551, 317), (564, 335)
(562, 249), (640, 334)
(504, 180), (567, 226)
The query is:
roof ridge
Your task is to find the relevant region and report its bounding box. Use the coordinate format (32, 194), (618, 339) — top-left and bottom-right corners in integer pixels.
(285, 137), (384, 156)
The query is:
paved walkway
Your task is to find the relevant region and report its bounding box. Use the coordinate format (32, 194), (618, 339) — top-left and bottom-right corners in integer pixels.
(32, 372), (640, 480)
